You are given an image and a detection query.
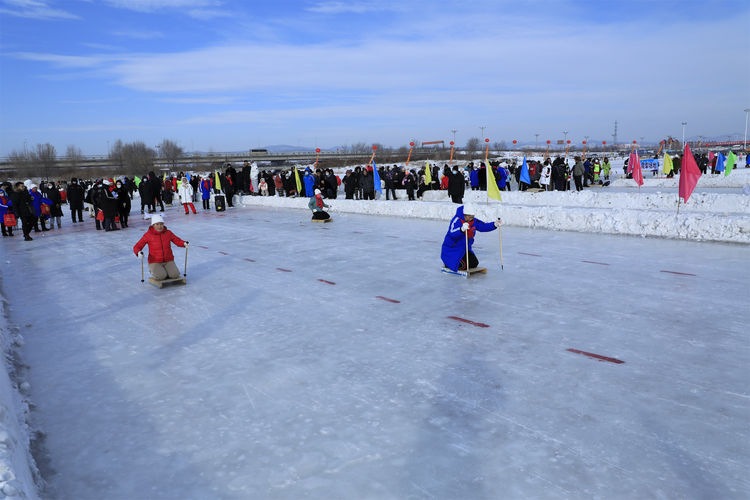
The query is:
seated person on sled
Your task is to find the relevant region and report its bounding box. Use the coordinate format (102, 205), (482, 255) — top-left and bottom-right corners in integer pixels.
(133, 214), (189, 280)
(441, 203), (501, 271)
(308, 189), (331, 220)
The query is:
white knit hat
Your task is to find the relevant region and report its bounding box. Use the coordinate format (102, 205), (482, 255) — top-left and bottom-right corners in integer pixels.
(314, 189), (321, 195)
(151, 214), (165, 225)
(462, 203), (476, 216)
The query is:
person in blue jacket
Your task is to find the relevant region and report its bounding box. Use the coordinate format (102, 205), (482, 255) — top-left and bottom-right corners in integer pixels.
(29, 184), (52, 232)
(303, 169), (315, 197)
(469, 166), (479, 191)
(441, 203), (501, 271)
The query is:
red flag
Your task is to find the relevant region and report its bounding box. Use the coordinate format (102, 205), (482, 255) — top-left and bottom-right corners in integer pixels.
(630, 151), (643, 186)
(679, 144), (702, 203)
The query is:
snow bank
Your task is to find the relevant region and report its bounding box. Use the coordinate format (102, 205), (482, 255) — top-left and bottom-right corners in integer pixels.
(611, 168), (750, 188)
(0, 298), (40, 500)
(239, 193), (750, 244)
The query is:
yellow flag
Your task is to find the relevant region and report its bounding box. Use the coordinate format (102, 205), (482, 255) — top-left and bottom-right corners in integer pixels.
(424, 160), (432, 184)
(663, 153), (673, 175)
(294, 167), (302, 194)
(215, 172), (222, 191)
(485, 160), (503, 202)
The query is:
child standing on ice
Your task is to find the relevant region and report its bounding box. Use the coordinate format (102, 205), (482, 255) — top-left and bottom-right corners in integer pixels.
(441, 203), (501, 272)
(133, 215), (189, 280)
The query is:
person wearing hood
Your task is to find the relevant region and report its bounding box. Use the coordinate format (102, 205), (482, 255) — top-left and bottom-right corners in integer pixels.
(148, 171), (164, 212)
(572, 156), (585, 192)
(359, 168), (375, 200)
(67, 178), (85, 223)
(138, 175), (153, 214)
(29, 184), (52, 232)
(441, 203), (501, 272)
(0, 187), (13, 237)
(177, 177), (197, 214)
(308, 189), (331, 220)
(11, 182), (36, 240)
(448, 166), (465, 204)
(303, 170), (315, 198)
(199, 176), (212, 209)
(116, 179), (131, 227)
(223, 170), (236, 207)
(133, 215), (188, 280)
(45, 181), (64, 229)
(100, 179), (120, 231)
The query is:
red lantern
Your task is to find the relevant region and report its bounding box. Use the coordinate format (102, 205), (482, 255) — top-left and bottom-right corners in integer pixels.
(546, 140), (550, 144)
(409, 142), (414, 146)
(567, 140), (571, 144)
(315, 148), (320, 153)
(582, 141), (587, 145)
(512, 140), (517, 144)
(602, 141), (606, 145)
(450, 141), (454, 146)
(372, 145), (377, 151)
(632, 141), (636, 144)
(660, 140), (665, 144)
(485, 138), (489, 143)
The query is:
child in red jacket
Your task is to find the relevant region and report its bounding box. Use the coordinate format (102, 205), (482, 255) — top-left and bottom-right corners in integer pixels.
(133, 215), (189, 280)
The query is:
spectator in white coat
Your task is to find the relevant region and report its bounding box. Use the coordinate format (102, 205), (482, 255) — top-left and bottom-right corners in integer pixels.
(178, 178), (197, 214)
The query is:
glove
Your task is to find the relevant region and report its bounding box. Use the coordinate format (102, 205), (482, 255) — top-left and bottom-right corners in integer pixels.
(184, 242), (190, 248)
(327, 206), (333, 211)
(137, 251), (144, 258)
(495, 220), (502, 228)
(461, 222), (469, 232)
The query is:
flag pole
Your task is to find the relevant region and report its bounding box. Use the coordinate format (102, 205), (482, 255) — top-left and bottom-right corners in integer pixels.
(449, 141), (454, 166)
(406, 142), (414, 166)
(465, 229), (470, 278)
(484, 138), (490, 161)
(498, 219), (504, 271)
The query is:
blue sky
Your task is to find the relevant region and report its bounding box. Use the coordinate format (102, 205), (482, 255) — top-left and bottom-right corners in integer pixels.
(1, 0), (748, 155)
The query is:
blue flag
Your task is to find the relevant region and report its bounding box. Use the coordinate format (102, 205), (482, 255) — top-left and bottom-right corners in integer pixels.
(372, 161), (382, 194)
(186, 173), (191, 181)
(715, 153), (726, 172)
(520, 157), (531, 185)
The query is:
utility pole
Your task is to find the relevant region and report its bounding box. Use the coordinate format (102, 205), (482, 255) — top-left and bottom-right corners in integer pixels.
(682, 122), (687, 146)
(479, 127), (486, 142)
(451, 130), (457, 144)
(744, 109), (750, 150)
(640, 137), (645, 149)
(563, 131), (569, 143)
(534, 134), (539, 150)
(613, 120), (618, 147)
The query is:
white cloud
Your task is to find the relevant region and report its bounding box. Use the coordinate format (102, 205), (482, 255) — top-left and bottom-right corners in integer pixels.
(187, 8), (231, 19)
(81, 42), (124, 51)
(103, 0), (220, 12)
(306, 2), (377, 14)
(112, 30), (165, 39)
(0, 0), (80, 19)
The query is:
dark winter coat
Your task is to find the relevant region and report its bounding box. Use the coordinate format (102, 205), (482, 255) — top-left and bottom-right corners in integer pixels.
(359, 171), (375, 193)
(67, 183), (85, 206)
(100, 186), (119, 218)
(116, 186), (131, 214)
(133, 225), (186, 264)
(441, 205), (497, 272)
(138, 179), (152, 204)
(343, 174), (356, 195)
(11, 189), (34, 218)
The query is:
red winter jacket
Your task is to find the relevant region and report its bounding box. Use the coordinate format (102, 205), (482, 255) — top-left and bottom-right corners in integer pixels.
(133, 225), (186, 264)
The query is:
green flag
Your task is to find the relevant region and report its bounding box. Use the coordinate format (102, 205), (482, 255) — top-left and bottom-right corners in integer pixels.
(725, 151), (737, 177)
(485, 160), (503, 202)
(425, 160), (432, 184)
(134, 176), (141, 188)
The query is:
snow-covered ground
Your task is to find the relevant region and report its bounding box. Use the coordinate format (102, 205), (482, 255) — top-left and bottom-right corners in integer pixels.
(1, 203), (748, 499)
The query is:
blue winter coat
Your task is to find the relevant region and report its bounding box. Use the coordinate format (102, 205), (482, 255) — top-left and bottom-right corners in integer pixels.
(470, 169), (479, 187)
(30, 190), (52, 217)
(303, 174), (315, 197)
(200, 180), (211, 200)
(495, 168), (507, 189)
(0, 191), (11, 217)
(441, 205), (497, 271)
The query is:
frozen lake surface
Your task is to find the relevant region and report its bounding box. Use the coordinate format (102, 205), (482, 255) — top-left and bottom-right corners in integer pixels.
(2, 204), (749, 500)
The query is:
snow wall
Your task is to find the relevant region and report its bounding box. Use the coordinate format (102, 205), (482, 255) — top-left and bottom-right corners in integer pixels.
(0, 297), (40, 500)
(239, 192), (750, 244)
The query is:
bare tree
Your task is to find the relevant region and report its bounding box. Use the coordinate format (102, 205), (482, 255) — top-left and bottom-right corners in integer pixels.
(411, 140), (421, 149)
(465, 137), (480, 160)
(31, 143), (57, 180)
(352, 141), (367, 154)
(339, 143), (350, 154)
(492, 140), (506, 152)
(8, 146), (32, 170)
(109, 139), (125, 168)
(66, 144), (84, 169)
(159, 139), (184, 170)
(122, 141), (156, 173)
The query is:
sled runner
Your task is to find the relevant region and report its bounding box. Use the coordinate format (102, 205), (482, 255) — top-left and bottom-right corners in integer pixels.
(311, 218), (333, 223)
(441, 267), (487, 278)
(148, 277), (187, 288)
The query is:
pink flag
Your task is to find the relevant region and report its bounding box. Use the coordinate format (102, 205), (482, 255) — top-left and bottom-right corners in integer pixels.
(708, 151), (714, 163)
(630, 151), (643, 186)
(679, 144), (702, 203)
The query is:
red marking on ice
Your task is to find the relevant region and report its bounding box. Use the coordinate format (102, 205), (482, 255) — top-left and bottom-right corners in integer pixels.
(353, 231), (363, 234)
(243, 258), (256, 262)
(447, 316), (490, 328)
(264, 220), (271, 222)
(423, 240), (438, 243)
(474, 246), (483, 249)
(387, 236), (399, 238)
(566, 349), (624, 364)
(318, 279), (336, 285)
(376, 296), (400, 303)
(276, 268), (292, 272)
(321, 227), (330, 230)
(518, 252), (542, 257)
(198, 246), (209, 249)
(582, 260), (610, 266)
(218, 251), (229, 255)
(661, 270), (696, 277)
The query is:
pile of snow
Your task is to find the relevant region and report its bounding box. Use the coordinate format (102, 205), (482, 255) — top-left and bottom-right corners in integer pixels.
(0, 298), (40, 500)
(239, 192), (750, 244)
(611, 168), (750, 188)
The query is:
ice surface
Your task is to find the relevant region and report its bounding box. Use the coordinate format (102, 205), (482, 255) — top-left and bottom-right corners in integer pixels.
(1, 203), (749, 500)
